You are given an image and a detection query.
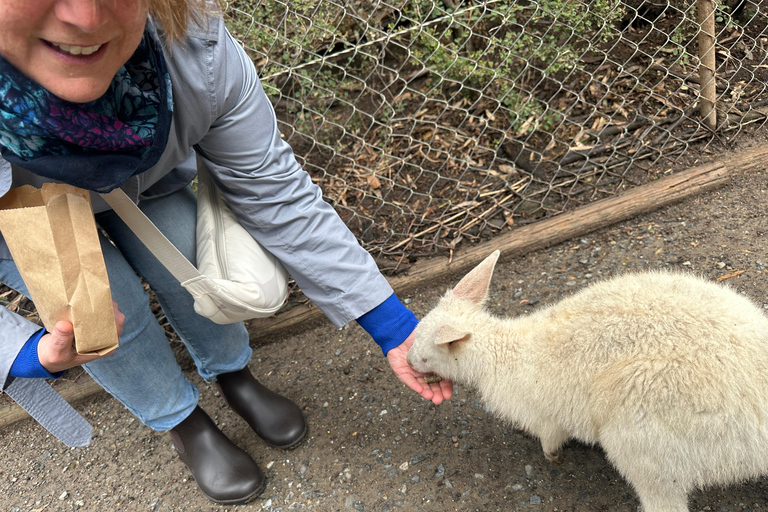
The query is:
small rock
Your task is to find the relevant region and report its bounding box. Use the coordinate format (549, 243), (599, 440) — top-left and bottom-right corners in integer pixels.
(59, 492), (68, 500)
(530, 494), (542, 505)
(434, 464), (445, 479)
(524, 465), (534, 477)
(410, 453), (426, 465)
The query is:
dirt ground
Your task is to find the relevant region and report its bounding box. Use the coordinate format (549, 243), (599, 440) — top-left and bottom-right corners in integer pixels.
(1, 145), (768, 512)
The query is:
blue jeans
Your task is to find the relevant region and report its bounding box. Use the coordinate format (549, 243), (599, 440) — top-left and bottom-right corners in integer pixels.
(0, 187), (252, 431)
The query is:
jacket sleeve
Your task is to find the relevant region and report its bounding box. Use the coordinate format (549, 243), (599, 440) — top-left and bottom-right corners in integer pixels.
(188, 18), (394, 328)
(0, 306), (48, 392)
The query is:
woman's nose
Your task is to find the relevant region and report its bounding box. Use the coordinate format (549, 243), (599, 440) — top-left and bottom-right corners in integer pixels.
(53, 0), (110, 33)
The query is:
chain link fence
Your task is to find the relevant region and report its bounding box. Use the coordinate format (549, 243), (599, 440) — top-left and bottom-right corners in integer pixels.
(225, 0), (768, 271)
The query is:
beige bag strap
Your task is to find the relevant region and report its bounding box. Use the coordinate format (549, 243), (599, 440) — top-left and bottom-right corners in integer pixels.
(100, 188), (201, 285)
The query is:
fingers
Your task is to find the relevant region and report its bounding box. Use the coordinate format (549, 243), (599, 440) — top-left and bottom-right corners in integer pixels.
(112, 300), (125, 337)
(413, 374), (453, 404)
(439, 379), (453, 400)
(51, 320), (74, 344)
(38, 321), (77, 373)
(39, 308), (121, 373)
(386, 341), (453, 404)
(399, 371), (425, 396)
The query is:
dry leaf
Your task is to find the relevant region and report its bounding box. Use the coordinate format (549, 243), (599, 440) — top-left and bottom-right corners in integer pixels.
(367, 175), (381, 189)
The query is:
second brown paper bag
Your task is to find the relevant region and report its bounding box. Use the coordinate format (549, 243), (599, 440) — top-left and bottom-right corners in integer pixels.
(0, 183), (119, 355)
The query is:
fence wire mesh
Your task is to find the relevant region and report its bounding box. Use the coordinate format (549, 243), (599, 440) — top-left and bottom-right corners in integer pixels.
(226, 0), (767, 271)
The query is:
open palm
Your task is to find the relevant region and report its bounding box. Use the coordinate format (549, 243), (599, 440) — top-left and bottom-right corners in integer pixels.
(386, 330), (453, 404)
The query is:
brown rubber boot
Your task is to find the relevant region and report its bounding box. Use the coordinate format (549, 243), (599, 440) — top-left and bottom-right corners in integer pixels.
(169, 406), (265, 504)
(216, 367), (308, 449)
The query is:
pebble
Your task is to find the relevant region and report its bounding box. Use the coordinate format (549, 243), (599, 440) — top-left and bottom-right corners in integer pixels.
(434, 464), (445, 479)
(410, 453), (426, 465)
(524, 465), (534, 477)
(530, 494), (542, 505)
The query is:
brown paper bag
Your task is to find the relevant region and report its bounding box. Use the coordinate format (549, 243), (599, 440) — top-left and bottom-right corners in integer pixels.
(0, 183), (119, 355)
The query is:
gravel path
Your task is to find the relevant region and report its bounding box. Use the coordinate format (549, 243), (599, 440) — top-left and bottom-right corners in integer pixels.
(1, 157), (767, 512)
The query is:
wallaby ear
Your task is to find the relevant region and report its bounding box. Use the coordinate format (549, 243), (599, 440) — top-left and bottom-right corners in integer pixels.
(435, 324), (470, 346)
(451, 250), (500, 305)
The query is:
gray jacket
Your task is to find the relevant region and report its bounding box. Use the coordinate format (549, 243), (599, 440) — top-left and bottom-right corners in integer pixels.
(0, 16), (393, 427)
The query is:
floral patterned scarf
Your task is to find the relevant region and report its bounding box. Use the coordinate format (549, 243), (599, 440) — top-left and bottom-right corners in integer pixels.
(0, 21), (173, 193)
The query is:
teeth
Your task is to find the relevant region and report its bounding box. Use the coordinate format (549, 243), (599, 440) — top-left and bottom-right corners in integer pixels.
(52, 42), (102, 56)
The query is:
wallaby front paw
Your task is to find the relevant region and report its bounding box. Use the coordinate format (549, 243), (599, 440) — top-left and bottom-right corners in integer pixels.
(544, 450), (564, 464)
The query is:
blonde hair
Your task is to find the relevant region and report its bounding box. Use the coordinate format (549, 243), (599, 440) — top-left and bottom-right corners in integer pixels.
(145, 0), (224, 43)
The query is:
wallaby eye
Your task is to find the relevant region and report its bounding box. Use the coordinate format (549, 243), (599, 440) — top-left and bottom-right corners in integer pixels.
(421, 358), (427, 363)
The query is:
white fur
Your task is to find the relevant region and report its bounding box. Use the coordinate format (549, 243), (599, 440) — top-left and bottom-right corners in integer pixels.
(407, 250), (768, 512)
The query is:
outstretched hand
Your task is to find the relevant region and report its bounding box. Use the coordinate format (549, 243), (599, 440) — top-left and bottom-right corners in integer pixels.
(387, 330), (453, 404)
(37, 301), (124, 373)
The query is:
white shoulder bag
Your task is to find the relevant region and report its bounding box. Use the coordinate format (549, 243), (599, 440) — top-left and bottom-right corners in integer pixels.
(101, 154), (289, 324)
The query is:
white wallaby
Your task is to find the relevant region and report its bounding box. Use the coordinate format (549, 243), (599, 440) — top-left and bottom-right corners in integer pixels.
(407, 250), (768, 512)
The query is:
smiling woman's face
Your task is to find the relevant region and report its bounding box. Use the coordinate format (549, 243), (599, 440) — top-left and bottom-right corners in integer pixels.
(0, 0), (149, 104)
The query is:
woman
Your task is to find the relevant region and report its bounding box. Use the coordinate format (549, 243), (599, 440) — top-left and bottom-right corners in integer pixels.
(0, 0), (452, 505)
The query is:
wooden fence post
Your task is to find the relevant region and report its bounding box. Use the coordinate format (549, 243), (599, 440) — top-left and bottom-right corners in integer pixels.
(697, 0), (717, 130)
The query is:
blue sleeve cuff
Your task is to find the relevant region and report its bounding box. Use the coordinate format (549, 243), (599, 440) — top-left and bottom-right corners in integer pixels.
(356, 293), (419, 355)
(9, 329), (65, 380)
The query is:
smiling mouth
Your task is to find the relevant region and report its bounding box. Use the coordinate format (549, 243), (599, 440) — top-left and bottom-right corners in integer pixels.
(49, 42), (103, 56)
